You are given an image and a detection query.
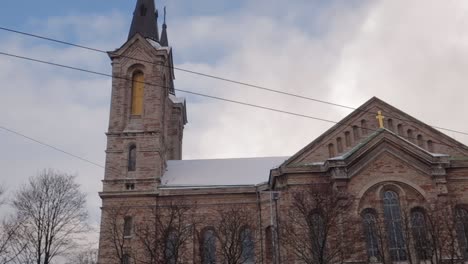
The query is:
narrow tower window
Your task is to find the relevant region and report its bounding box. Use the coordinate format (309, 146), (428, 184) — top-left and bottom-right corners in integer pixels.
(124, 216), (133, 237)
(128, 145), (137, 172)
(407, 129), (414, 142)
(345, 131), (351, 147)
(131, 71), (145, 115)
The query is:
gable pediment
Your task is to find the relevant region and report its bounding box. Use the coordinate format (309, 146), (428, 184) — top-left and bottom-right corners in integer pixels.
(284, 97), (468, 167)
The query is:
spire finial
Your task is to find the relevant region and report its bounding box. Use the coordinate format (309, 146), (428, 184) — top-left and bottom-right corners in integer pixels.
(160, 6), (169, 47)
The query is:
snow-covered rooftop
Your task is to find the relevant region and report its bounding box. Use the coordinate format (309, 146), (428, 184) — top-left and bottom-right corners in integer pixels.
(161, 157), (288, 187)
(169, 94), (185, 104)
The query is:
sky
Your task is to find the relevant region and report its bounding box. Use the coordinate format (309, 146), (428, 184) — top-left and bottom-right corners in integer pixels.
(1, 0), (468, 256)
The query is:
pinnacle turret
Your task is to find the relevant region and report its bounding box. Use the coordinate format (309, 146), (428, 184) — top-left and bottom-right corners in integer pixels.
(128, 0), (159, 41)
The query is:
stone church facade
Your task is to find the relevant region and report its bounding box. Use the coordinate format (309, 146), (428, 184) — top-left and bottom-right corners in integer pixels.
(97, 1), (468, 263)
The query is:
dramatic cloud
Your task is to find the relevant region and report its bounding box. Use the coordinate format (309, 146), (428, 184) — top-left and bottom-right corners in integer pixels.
(0, 0), (467, 252)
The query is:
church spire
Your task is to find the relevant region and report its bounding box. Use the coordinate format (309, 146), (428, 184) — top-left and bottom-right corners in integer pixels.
(128, 0), (159, 41)
(160, 6), (169, 47)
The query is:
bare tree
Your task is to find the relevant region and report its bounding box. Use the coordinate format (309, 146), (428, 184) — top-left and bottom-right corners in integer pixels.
(134, 200), (196, 264)
(11, 169), (88, 264)
(281, 188), (354, 264)
(214, 206), (257, 264)
(66, 246), (98, 264)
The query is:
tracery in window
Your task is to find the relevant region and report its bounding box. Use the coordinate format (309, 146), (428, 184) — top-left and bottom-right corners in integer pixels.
(362, 209), (380, 262)
(411, 209), (430, 260)
(131, 71), (144, 115)
(382, 191), (407, 261)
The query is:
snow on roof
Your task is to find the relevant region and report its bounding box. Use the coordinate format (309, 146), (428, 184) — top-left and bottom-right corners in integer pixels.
(161, 157), (288, 187)
(146, 38), (171, 52)
(169, 94), (185, 104)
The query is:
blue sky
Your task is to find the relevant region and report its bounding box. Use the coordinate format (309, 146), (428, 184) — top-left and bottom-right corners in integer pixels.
(1, 0), (468, 257)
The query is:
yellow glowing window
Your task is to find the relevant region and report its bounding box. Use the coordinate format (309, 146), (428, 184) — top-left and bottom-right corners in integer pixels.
(131, 72), (144, 115)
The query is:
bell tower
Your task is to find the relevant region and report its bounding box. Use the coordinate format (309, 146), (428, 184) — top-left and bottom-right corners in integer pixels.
(101, 0), (186, 194)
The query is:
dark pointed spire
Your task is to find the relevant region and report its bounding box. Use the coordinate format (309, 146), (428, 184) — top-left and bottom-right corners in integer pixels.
(160, 6), (169, 47)
(128, 0), (159, 41)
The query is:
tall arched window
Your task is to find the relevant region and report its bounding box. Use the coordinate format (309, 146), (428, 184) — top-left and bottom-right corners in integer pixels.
(417, 135), (424, 148)
(345, 131), (351, 147)
(411, 209), (430, 260)
(265, 226), (273, 263)
(128, 145), (137, 172)
(165, 230), (178, 264)
(362, 209), (380, 262)
(427, 140), (434, 152)
(353, 126), (360, 141)
(337, 137), (343, 153)
(328, 143), (335, 158)
(240, 228), (255, 264)
(407, 129), (414, 143)
(131, 71), (145, 115)
(397, 124), (403, 136)
(310, 212), (325, 259)
(383, 191), (407, 261)
(202, 229), (216, 264)
(387, 119), (394, 131)
(123, 216), (133, 237)
(361, 120), (368, 135)
(456, 208), (468, 259)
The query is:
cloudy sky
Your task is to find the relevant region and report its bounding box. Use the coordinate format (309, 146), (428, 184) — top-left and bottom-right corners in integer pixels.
(1, 0), (468, 246)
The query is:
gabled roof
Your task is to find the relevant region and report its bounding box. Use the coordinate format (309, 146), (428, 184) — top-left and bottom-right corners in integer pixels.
(283, 97), (468, 167)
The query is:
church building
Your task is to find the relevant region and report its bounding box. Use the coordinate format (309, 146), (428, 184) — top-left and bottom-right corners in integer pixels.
(97, 1), (468, 263)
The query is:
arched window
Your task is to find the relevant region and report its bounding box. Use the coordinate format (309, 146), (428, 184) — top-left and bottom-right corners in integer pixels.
(362, 209), (380, 262)
(265, 226), (273, 263)
(240, 228), (255, 264)
(202, 229), (216, 264)
(310, 211), (325, 259)
(397, 124), (403, 136)
(328, 143), (335, 158)
(353, 126), (360, 141)
(128, 145), (137, 172)
(456, 208), (468, 259)
(427, 140), (434, 152)
(123, 216), (133, 237)
(165, 230), (178, 264)
(387, 119), (394, 131)
(345, 131), (351, 147)
(131, 71), (144, 115)
(337, 137), (343, 153)
(407, 129), (414, 143)
(361, 120), (368, 135)
(411, 209), (430, 260)
(382, 191), (407, 261)
(417, 135), (424, 148)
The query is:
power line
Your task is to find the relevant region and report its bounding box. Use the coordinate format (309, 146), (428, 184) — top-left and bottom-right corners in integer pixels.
(1, 26), (467, 137)
(0, 50), (466, 154)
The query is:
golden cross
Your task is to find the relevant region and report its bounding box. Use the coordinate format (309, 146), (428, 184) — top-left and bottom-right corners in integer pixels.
(376, 111), (385, 128)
